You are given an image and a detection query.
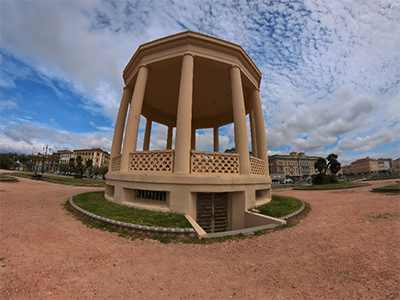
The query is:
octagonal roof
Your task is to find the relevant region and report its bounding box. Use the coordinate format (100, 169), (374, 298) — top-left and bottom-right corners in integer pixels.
(123, 31), (263, 128)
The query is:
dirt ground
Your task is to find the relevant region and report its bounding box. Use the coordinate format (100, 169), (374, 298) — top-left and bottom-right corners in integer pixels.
(0, 174), (399, 300)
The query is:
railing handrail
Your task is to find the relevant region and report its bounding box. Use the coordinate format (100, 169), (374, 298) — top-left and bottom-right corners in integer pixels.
(191, 150), (239, 157)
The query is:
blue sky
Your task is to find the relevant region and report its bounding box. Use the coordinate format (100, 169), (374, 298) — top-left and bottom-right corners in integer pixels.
(1, 0), (399, 165)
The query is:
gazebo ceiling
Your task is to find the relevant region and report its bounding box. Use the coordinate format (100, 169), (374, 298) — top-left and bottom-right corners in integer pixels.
(124, 31), (260, 128)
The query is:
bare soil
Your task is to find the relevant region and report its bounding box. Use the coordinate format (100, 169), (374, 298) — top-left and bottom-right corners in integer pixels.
(1, 174), (399, 300)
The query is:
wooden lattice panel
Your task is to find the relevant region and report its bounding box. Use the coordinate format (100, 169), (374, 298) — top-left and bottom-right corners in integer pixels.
(129, 150), (174, 173)
(191, 150), (239, 174)
(111, 154), (122, 172)
(250, 156), (267, 175)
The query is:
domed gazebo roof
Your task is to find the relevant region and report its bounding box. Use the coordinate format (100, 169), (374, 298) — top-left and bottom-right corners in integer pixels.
(123, 31), (262, 129)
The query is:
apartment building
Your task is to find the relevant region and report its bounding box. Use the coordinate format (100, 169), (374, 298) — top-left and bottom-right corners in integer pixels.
(73, 148), (110, 168)
(341, 165), (352, 174)
(393, 158), (400, 171)
(377, 158), (394, 170)
(57, 149), (73, 164)
(268, 152), (319, 180)
(350, 156), (379, 174)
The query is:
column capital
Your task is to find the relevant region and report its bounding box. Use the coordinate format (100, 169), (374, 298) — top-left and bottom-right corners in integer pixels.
(182, 52), (195, 58)
(139, 64), (149, 69)
(230, 64), (240, 70)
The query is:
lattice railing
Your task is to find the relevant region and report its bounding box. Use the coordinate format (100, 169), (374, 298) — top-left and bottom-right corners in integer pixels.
(250, 156), (267, 175)
(191, 150), (240, 174)
(111, 154), (122, 172)
(129, 150), (174, 173)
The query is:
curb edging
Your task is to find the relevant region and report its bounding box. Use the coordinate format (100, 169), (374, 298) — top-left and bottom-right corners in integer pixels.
(68, 194), (196, 237)
(279, 199), (306, 220)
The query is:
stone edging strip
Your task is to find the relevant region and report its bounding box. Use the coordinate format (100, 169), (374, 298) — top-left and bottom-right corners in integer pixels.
(0, 177), (18, 182)
(69, 194), (196, 237)
(279, 199), (306, 220)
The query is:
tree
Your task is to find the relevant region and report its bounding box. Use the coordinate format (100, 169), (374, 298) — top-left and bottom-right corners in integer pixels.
(0, 153), (16, 170)
(16, 154), (28, 170)
(58, 163), (70, 173)
(326, 153), (341, 175)
(313, 153), (342, 185)
(69, 156), (93, 179)
(25, 161), (35, 171)
(224, 148), (235, 153)
(314, 157), (327, 174)
(93, 166), (108, 179)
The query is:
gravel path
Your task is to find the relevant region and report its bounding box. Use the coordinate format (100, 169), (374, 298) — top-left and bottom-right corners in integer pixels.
(1, 174), (399, 300)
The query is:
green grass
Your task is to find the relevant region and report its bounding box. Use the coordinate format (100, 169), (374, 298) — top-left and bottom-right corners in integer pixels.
(0, 173), (13, 179)
(272, 184), (303, 189)
(254, 195), (303, 218)
(377, 183), (400, 189)
(9, 171), (105, 186)
(64, 193), (310, 244)
(364, 176), (400, 181)
(294, 182), (369, 190)
(72, 191), (191, 229)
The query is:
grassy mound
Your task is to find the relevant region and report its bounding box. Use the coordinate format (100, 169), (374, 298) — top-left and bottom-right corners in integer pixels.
(254, 195), (303, 218)
(72, 191), (191, 229)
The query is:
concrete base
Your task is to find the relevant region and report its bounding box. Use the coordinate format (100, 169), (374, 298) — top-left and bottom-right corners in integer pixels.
(105, 171), (272, 232)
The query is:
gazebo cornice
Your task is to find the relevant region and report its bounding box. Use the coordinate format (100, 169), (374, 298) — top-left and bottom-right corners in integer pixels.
(123, 31), (262, 88)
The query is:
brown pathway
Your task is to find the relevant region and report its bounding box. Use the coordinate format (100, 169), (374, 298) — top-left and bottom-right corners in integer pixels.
(0, 174), (399, 299)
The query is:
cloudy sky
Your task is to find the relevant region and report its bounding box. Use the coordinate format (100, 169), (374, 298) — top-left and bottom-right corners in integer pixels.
(1, 0), (399, 165)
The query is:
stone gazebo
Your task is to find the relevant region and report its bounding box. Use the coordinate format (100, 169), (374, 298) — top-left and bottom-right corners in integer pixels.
(106, 31), (284, 235)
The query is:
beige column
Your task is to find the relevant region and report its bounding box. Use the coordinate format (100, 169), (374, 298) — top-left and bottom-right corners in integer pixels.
(174, 53), (195, 174)
(213, 126), (219, 152)
(110, 87), (133, 159)
(191, 128), (196, 150)
(166, 126), (173, 150)
(143, 117), (152, 151)
(249, 108), (258, 157)
(230, 65), (250, 175)
(120, 65), (149, 172)
(252, 89), (269, 176)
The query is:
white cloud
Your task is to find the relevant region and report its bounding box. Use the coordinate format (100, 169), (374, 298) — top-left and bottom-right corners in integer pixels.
(0, 100), (18, 110)
(0, 0), (398, 159)
(0, 123), (112, 154)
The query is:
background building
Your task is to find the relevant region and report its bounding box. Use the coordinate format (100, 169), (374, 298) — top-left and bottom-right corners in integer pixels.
(73, 148), (110, 168)
(351, 156), (379, 174)
(341, 165), (352, 175)
(268, 152), (319, 181)
(377, 158), (394, 170)
(57, 149), (73, 164)
(392, 158), (400, 171)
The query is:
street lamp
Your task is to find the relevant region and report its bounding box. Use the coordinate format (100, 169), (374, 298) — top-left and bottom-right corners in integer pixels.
(41, 144), (51, 174)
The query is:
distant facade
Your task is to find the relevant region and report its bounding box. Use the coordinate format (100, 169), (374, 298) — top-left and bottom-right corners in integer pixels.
(268, 152), (319, 181)
(31, 152), (43, 172)
(57, 149), (73, 164)
(377, 158), (394, 170)
(73, 148), (110, 168)
(393, 158), (400, 171)
(351, 156), (379, 174)
(341, 165), (352, 175)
